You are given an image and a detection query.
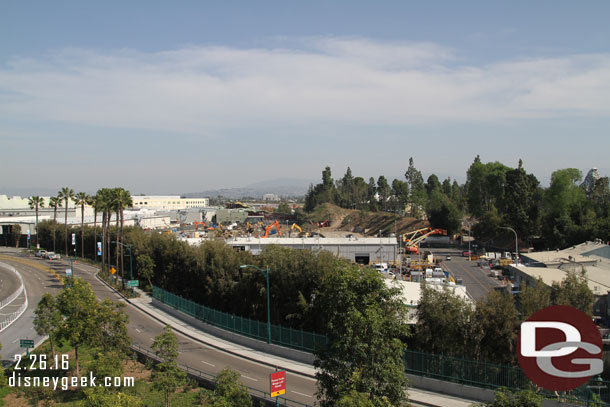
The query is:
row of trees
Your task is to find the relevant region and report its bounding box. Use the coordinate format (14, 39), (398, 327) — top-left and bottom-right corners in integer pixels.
(414, 271), (594, 365)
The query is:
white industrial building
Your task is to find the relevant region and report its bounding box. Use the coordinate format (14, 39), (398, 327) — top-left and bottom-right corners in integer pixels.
(226, 236), (398, 264)
(131, 196), (209, 210)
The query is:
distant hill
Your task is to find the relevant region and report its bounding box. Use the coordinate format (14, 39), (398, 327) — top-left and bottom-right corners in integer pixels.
(183, 178), (315, 199)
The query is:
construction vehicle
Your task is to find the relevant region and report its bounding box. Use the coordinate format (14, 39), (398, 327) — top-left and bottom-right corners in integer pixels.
(291, 223), (302, 233)
(317, 219), (330, 227)
(262, 220), (282, 238)
(194, 221), (206, 230)
(403, 228), (447, 255)
(246, 222), (254, 234)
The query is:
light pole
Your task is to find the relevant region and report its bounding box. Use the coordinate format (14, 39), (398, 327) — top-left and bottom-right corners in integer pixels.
(112, 241), (134, 296)
(500, 226), (519, 266)
(464, 220), (471, 261)
(240, 264), (272, 344)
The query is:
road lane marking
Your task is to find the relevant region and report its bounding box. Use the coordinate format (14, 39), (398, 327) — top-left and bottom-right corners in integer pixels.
(201, 361), (215, 367)
(135, 328), (141, 333)
(292, 391), (312, 398)
(241, 375), (258, 382)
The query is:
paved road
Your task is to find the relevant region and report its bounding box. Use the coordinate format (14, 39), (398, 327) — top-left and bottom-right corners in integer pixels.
(0, 249), (64, 362)
(429, 249), (501, 300)
(0, 263), (21, 302)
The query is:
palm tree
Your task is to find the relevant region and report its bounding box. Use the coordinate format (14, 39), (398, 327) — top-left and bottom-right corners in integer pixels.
(28, 196), (45, 248)
(73, 192), (90, 259)
(117, 188), (133, 280)
(48, 196), (63, 252)
(90, 194), (99, 261)
(58, 187), (75, 256)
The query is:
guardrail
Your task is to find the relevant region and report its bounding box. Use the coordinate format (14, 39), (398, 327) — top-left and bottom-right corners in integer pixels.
(131, 343), (313, 407)
(152, 286), (328, 353)
(0, 262), (28, 333)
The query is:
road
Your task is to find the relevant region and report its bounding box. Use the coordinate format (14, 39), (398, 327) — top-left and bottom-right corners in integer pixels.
(429, 249), (501, 300)
(0, 249), (64, 362)
(0, 249), (317, 405)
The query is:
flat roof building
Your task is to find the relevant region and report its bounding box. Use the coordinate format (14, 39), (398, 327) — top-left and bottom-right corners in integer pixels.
(131, 196), (209, 210)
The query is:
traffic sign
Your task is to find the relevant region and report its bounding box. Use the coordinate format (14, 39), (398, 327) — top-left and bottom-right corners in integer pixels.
(20, 339), (34, 348)
(270, 370), (286, 397)
(127, 280), (139, 287)
(65, 269), (72, 277)
(110, 267), (116, 275)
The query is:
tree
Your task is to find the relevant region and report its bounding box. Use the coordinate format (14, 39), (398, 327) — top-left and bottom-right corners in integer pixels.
(518, 277), (551, 321)
(73, 192), (90, 259)
(481, 388), (542, 407)
(58, 187), (75, 256)
(83, 387), (144, 407)
(391, 179), (409, 213)
(500, 161), (541, 239)
(202, 368), (253, 407)
(475, 290), (519, 364)
(276, 202), (291, 214)
(95, 299), (131, 353)
(551, 270), (595, 316)
(28, 196), (45, 248)
(426, 190), (462, 235)
(314, 265), (410, 407)
(367, 177), (378, 211)
(425, 174), (441, 197)
(151, 325), (186, 407)
(405, 157), (426, 217)
(376, 176), (391, 211)
(56, 278), (99, 377)
(48, 195), (63, 252)
(33, 293), (62, 358)
(136, 254), (155, 289)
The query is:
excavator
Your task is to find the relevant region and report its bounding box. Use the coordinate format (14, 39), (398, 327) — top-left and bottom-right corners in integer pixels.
(291, 223), (308, 237)
(403, 228), (447, 255)
(262, 220), (282, 238)
(194, 221), (206, 230)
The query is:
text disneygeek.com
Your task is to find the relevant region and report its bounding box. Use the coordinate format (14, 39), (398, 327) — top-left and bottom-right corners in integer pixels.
(9, 354), (135, 391)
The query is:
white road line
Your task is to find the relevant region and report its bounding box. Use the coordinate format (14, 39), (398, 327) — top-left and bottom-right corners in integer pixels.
(12, 339), (18, 343)
(291, 391), (312, 398)
(241, 375), (258, 382)
(201, 361), (215, 367)
(135, 328), (141, 333)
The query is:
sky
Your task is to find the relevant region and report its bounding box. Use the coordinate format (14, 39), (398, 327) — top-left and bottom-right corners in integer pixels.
(1, 1), (610, 195)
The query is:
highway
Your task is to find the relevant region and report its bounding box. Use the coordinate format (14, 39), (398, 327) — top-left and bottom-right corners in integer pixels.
(0, 249), (318, 405)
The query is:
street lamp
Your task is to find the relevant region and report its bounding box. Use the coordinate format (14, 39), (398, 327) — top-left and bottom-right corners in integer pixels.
(464, 220), (471, 261)
(500, 227), (519, 266)
(112, 241), (134, 296)
(240, 264), (272, 344)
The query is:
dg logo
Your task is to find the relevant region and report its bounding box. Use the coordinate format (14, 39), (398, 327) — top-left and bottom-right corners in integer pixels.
(517, 305), (603, 391)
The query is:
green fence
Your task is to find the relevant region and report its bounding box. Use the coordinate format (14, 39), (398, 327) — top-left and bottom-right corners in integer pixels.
(152, 286), (328, 353)
(404, 349), (610, 406)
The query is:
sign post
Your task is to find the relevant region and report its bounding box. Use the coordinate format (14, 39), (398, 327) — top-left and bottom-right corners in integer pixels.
(20, 339), (34, 356)
(127, 280), (139, 288)
(270, 370), (285, 406)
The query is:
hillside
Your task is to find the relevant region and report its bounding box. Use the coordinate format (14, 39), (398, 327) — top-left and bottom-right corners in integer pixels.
(305, 203), (429, 237)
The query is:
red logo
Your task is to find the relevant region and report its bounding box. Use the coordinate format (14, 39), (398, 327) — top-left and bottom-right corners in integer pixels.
(517, 305), (602, 391)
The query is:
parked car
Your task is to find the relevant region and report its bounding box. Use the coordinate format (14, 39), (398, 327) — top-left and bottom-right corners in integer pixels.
(35, 250), (47, 258)
(45, 252), (60, 260)
(445, 255), (452, 261)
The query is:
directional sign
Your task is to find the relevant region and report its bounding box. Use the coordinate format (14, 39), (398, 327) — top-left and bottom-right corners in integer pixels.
(20, 339), (34, 348)
(110, 267), (117, 275)
(127, 280), (139, 287)
(270, 370), (286, 397)
(65, 269), (72, 277)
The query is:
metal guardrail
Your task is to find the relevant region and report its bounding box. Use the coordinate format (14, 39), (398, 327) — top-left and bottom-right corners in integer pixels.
(152, 286), (328, 353)
(131, 343), (313, 407)
(0, 261), (29, 332)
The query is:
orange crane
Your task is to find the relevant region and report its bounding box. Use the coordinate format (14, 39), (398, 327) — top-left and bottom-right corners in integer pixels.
(262, 220), (282, 238)
(404, 228), (447, 255)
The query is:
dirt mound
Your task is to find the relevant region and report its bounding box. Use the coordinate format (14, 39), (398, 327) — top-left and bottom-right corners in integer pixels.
(305, 203), (429, 237)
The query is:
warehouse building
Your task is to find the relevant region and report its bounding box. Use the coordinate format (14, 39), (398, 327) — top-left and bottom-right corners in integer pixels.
(226, 236), (398, 264)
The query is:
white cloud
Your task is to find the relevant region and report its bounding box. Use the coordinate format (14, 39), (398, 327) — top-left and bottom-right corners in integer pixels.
(1, 38), (610, 136)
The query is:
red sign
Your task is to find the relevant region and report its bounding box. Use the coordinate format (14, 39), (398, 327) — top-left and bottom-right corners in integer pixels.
(270, 370), (286, 397)
(517, 305), (602, 391)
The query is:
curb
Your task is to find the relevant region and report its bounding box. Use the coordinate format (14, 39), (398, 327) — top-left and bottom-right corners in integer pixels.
(92, 271), (317, 379)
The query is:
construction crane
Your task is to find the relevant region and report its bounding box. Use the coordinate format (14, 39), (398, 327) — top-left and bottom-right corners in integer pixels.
(404, 228), (447, 255)
(262, 220), (282, 238)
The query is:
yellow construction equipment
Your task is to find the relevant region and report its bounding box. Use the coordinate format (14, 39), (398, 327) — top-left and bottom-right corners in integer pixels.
(291, 223), (302, 233)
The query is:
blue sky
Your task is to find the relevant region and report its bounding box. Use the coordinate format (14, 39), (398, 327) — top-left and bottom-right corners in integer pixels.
(1, 1), (610, 195)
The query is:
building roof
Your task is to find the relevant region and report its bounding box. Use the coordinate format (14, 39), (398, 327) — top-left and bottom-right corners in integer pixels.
(226, 237), (398, 245)
(514, 263), (610, 297)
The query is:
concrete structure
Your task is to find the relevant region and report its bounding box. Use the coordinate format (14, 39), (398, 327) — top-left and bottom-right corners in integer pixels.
(226, 236), (398, 264)
(131, 195), (209, 210)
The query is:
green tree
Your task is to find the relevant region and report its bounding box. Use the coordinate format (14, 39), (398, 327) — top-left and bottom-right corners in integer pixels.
(58, 187), (75, 256)
(551, 271), (595, 316)
(28, 195), (45, 248)
(426, 190), (462, 235)
(377, 176), (391, 211)
(425, 174), (441, 197)
(95, 299), (131, 353)
(405, 157), (426, 217)
(518, 277), (551, 321)
(500, 160), (541, 238)
(136, 254), (155, 289)
(56, 278), (99, 377)
(73, 192), (90, 259)
(276, 202), (291, 214)
(481, 387), (542, 407)
(151, 325), (186, 407)
(314, 265), (410, 407)
(475, 290), (519, 364)
(391, 179), (409, 213)
(33, 293), (62, 358)
(83, 387), (144, 407)
(48, 195), (63, 252)
(202, 368), (253, 407)
(367, 177), (378, 211)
